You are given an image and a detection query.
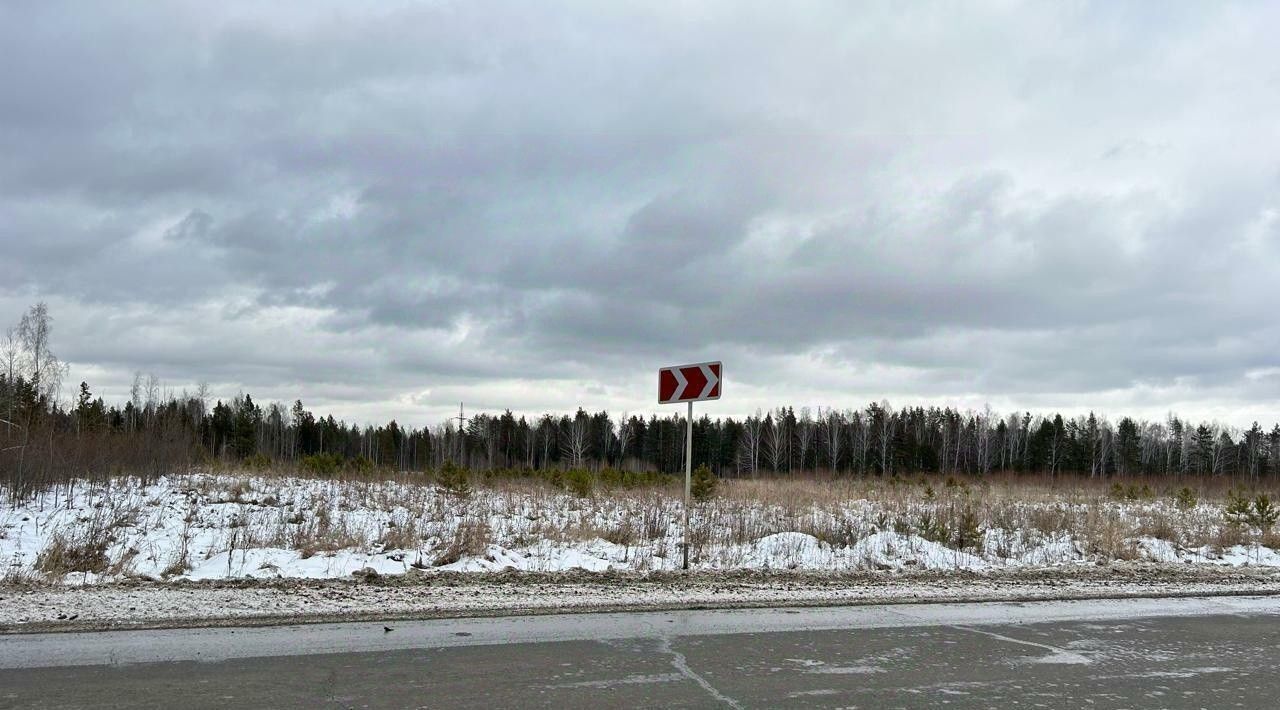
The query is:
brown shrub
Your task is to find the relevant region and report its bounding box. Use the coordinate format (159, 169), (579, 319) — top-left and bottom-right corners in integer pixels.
(599, 519), (639, 547)
(432, 517), (491, 567)
(35, 532), (109, 575)
(1027, 504), (1075, 537)
(1214, 523), (1247, 551)
(377, 515), (421, 550)
(1135, 509), (1182, 544)
(1082, 508), (1140, 561)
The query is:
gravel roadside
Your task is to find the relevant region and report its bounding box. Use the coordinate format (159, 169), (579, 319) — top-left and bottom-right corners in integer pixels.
(4, 564), (1280, 634)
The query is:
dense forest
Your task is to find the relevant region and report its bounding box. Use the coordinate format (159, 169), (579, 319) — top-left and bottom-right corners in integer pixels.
(4, 303), (1280, 498)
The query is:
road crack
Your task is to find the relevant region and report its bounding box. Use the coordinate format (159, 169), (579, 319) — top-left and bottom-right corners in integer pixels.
(657, 636), (744, 709)
(950, 625), (1091, 664)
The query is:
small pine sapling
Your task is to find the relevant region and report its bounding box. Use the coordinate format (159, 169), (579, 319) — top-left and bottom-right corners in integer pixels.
(563, 469), (593, 498)
(1224, 489), (1252, 527)
(915, 509), (948, 544)
(437, 461), (471, 498)
(953, 505), (983, 552)
(1173, 487), (1197, 511)
(690, 464), (717, 502)
(1249, 494), (1280, 533)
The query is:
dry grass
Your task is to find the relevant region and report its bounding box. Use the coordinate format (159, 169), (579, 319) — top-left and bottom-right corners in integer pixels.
(15, 469), (1280, 581)
(35, 532), (110, 575)
(432, 517), (491, 567)
(705, 473), (1280, 557)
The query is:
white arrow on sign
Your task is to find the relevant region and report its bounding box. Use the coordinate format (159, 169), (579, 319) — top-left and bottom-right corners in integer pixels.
(697, 363), (718, 399)
(671, 367), (688, 400)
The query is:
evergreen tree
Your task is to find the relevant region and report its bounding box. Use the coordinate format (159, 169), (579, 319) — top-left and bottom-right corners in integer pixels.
(1116, 417), (1140, 476)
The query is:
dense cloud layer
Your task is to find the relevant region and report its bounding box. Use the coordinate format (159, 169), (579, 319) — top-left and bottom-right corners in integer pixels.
(3, 1), (1280, 426)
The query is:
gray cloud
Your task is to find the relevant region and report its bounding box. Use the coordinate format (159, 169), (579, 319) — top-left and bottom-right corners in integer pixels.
(3, 1), (1280, 427)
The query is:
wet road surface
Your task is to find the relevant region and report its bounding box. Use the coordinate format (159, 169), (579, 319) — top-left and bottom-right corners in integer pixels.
(2, 596), (1278, 708)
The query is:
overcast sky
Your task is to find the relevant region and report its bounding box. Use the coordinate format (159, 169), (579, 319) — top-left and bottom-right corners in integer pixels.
(3, 1), (1280, 428)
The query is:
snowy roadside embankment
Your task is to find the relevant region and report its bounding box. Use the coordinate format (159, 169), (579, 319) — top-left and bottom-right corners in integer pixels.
(4, 473), (1280, 585)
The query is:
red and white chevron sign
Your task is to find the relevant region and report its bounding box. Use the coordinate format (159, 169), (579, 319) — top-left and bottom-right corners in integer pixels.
(658, 361), (722, 404)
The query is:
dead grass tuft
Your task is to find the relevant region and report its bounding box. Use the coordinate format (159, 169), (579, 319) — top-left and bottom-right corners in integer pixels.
(432, 517), (491, 566)
(35, 532), (109, 575)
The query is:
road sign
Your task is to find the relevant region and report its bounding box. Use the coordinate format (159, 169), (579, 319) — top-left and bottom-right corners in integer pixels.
(658, 361), (721, 404)
(658, 360), (722, 571)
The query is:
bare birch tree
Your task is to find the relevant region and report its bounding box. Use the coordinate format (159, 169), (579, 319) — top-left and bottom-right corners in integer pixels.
(739, 409), (764, 475)
(876, 402), (894, 475)
(616, 414), (634, 469)
(763, 412), (786, 473)
(563, 413), (589, 468)
(796, 407), (814, 471)
(1, 327), (21, 433)
(17, 303), (63, 402)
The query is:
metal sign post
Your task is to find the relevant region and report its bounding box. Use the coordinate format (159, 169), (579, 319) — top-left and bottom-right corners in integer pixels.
(658, 361), (721, 571)
(684, 399), (692, 570)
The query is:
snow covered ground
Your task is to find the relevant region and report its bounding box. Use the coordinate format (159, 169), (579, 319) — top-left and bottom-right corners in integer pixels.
(4, 473), (1279, 585)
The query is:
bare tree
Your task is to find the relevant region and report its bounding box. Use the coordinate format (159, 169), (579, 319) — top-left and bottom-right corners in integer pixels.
(129, 372), (143, 433)
(1, 327), (20, 382)
(846, 409), (868, 473)
(1179, 425), (1194, 477)
(974, 406), (997, 474)
(1095, 416), (1114, 477)
(1140, 421), (1165, 474)
(563, 413), (589, 468)
(430, 422), (450, 467)
(525, 420), (537, 468)
(1210, 427), (1231, 476)
(17, 303), (63, 402)
(876, 402), (895, 475)
(195, 382), (210, 417)
(763, 413), (786, 473)
(1, 327), (21, 433)
(616, 414), (634, 469)
(814, 407), (844, 472)
(598, 414), (615, 468)
(739, 409), (764, 475)
(796, 407), (814, 471)
(537, 414), (556, 468)
(1003, 412), (1023, 471)
(144, 373), (161, 426)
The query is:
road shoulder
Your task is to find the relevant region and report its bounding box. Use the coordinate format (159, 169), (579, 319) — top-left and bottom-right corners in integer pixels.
(3, 563), (1279, 634)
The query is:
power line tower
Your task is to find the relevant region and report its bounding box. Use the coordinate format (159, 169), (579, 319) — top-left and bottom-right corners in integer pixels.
(454, 402), (468, 465)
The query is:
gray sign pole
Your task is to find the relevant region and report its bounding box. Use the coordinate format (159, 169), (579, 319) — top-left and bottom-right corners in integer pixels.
(684, 399), (692, 571)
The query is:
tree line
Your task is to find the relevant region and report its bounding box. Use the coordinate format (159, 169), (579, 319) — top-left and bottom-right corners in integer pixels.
(4, 303), (1280, 499)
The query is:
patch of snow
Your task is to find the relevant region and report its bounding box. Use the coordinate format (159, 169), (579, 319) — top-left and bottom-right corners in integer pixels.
(849, 531), (987, 571)
(739, 532), (827, 570)
(1136, 538), (1180, 564)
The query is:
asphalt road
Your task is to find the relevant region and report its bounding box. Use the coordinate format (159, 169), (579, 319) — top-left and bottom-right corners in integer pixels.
(2, 596), (1279, 709)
